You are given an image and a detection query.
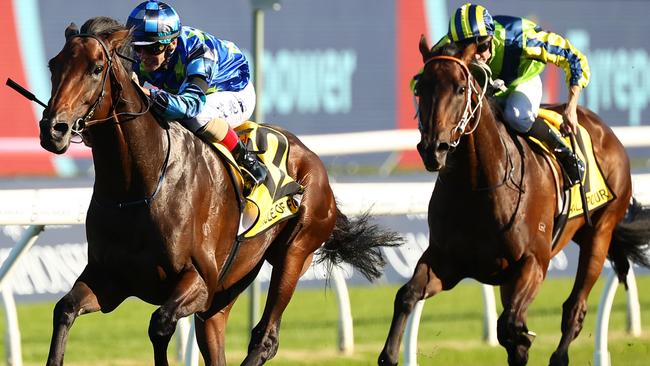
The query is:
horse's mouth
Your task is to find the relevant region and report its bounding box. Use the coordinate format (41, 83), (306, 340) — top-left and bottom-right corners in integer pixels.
(39, 120), (72, 154)
(417, 141), (448, 172)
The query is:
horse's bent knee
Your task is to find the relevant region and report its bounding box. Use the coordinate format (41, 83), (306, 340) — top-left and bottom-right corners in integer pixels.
(53, 296), (80, 328)
(148, 308), (177, 342)
(395, 284), (423, 314)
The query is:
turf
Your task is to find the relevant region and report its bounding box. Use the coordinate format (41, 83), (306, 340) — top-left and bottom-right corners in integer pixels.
(1, 276), (649, 365)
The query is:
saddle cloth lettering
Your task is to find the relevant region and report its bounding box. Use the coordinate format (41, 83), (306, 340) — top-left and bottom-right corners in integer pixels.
(532, 108), (615, 219)
(208, 121), (303, 239)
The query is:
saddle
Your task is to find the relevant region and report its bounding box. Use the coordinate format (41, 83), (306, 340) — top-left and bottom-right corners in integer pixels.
(208, 122), (303, 239)
(530, 108), (615, 219)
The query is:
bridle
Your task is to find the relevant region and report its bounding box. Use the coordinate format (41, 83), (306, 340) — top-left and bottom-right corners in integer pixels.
(65, 33), (170, 209)
(416, 55), (521, 192)
(416, 55), (488, 148)
(67, 33), (148, 137)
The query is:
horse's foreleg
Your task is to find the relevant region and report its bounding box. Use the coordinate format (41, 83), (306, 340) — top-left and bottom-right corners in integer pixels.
(497, 255), (544, 366)
(194, 302), (234, 366)
(149, 269), (208, 366)
(550, 229), (611, 366)
(378, 247), (443, 366)
(47, 268), (125, 366)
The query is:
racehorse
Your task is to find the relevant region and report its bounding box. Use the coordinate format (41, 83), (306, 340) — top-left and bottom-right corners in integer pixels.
(378, 37), (650, 366)
(39, 17), (402, 366)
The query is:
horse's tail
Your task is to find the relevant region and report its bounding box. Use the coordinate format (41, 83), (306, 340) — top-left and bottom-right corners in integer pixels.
(315, 208), (404, 281)
(609, 198), (650, 288)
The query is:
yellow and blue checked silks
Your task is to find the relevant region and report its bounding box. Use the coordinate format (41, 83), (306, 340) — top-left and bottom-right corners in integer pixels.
(531, 108), (614, 219)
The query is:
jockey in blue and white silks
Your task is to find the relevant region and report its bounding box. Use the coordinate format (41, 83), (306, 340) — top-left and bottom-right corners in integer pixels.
(127, 0), (266, 193)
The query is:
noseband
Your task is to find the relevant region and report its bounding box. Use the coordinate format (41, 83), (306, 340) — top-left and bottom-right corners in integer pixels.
(417, 55), (488, 147)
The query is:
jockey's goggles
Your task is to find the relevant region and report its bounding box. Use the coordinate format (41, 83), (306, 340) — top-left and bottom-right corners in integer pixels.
(133, 43), (168, 56)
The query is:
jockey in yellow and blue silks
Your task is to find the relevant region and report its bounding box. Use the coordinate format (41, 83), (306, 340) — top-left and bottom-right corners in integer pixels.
(421, 3), (588, 185)
(126, 0), (266, 193)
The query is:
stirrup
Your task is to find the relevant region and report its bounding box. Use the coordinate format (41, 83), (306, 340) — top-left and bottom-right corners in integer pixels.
(558, 152), (585, 186)
(238, 158), (267, 195)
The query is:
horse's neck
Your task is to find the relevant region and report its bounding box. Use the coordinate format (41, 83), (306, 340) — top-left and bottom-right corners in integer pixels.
(91, 78), (167, 201)
(456, 105), (510, 189)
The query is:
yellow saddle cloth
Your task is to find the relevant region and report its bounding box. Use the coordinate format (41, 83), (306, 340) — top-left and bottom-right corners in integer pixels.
(209, 122), (303, 239)
(531, 109), (615, 219)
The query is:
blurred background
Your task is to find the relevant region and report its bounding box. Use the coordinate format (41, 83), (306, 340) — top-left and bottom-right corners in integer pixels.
(1, 0), (649, 365)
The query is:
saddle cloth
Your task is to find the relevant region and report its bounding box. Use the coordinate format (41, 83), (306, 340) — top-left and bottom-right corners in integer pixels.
(530, 108), (615, 219)
(208, 121), (303, 239)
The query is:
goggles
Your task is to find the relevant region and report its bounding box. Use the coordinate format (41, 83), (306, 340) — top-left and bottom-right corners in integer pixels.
(133, 43), (168, 56)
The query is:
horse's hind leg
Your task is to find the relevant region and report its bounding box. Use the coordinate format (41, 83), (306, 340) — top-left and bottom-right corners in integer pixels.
(47, 267), (126, 366)
(378, 247), (445, 366)
(497, 255), (544, 366)
(549, 227), (612, 366)
(149, 269), (209, 366)
(241, 246), (315, 366)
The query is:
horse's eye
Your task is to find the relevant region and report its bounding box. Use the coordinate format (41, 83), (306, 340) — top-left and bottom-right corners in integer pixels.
(93, 65), (104, 76)
(457, 86), (466, 95)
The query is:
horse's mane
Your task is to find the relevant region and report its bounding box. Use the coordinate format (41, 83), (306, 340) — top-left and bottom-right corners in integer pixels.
(80, 16), (133, 70)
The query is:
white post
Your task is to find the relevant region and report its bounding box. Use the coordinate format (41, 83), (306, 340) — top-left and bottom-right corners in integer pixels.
(183, 317), (199, 366)
(331, 267), (354, 354)
(403, 300), (425, 366)
(625, 267), (641, 336)
(2, 285), (22, 366)
(176, 316), (190, 361)
(0, 225), (45, 288)
(481, 284), (498, 346)
(0, 224), (44, 366)
(594, 271), (617, 366)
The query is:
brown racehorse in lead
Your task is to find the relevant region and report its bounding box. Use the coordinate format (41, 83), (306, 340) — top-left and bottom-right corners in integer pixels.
(39, 17), (402, 366)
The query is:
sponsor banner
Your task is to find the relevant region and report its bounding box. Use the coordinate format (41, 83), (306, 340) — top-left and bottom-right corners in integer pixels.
(2, 217), (646, 303)
(2, 1), (649, 176)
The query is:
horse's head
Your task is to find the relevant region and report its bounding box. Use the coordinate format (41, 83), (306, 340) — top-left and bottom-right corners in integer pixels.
(40, 20), (130, 153)
(415, 36), (481, 172)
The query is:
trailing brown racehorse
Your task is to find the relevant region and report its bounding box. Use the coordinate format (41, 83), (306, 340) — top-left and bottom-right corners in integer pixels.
(39, 17), (402, 366)
(378, 37), (650, 366)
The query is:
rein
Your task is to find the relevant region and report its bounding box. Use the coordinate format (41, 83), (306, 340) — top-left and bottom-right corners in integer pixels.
(70, 33), (171, 209)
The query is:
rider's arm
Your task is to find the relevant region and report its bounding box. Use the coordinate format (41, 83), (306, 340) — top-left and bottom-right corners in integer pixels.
(522, 29), (589, 134)
(149, 77), (209, 120)
(522, 29), (591, 89)
(149, 43), (216, 120)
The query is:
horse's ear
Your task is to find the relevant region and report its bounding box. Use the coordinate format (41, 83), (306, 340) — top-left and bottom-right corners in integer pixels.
(106, 29), (131, 51)
(460, 42), (477, 65)
(65, 22), (80, 41)
(419, 34), (433, 63)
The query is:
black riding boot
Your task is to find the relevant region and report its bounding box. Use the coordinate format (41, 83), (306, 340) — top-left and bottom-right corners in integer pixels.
(232, 140), (268, 193)
(527, 119), (585, 186)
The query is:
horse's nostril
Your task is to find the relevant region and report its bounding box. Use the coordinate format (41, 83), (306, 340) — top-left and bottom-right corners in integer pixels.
(437, 142), (450, 152)
(53, 122), (70, 134)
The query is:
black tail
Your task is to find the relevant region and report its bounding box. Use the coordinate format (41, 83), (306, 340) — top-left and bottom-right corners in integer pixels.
(316, 208), (404, 281)
(609, 198), (650, 288)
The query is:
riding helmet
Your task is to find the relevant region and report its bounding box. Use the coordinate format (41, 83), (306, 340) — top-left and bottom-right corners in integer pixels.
(126, 0), (181, 45)
(448, 3), (495, 43)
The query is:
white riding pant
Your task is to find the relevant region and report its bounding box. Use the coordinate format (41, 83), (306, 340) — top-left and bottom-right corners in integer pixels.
(182, 82), (256, 133)
(502, 75), (543, 133)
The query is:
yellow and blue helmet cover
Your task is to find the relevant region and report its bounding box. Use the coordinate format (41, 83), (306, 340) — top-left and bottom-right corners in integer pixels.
(448, 3), (494, 42)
